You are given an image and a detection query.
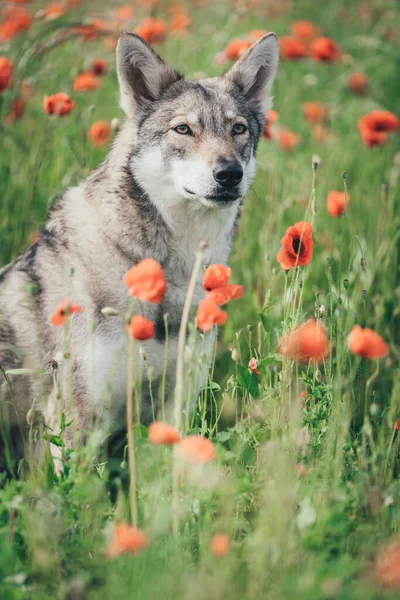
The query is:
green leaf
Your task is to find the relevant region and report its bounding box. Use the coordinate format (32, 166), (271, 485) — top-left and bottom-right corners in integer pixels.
(6, 368), (46, 376)
(236, 364), (259, 397)
(258, 312), (269, 331)
(42, 434), (63, 448)
(216, 431), (231, 442)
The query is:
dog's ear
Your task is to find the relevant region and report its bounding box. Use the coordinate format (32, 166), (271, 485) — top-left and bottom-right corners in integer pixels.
(116, 32), (181, 118)
(224, 33), (279, 113)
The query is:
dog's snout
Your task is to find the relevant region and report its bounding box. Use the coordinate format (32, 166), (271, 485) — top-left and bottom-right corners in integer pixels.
(213, 161), (243, 188)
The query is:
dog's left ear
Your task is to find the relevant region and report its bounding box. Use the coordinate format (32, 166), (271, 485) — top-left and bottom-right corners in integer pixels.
(224, 33), (279, 113)
(116, 32), (182, 118)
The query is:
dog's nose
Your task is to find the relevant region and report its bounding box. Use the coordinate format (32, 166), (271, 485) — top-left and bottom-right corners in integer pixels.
(213, 161), (243, 188)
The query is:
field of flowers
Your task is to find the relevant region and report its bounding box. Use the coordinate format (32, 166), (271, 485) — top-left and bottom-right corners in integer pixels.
(1, 0), (400, 598)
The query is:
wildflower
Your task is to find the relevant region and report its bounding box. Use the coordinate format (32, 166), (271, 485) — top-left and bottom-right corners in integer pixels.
(50, 298), (82, 326)
(44, 3), (66, 20)
(326, 190), (350, 217)
(135, 18), (167, 44)
(203, 264), (231, 291)
(178, 435), (216, 464)
(5, 98), (24, 124)
(116, 5), (134, 23)
(249, 30), (268, 41)
(123, 258), (167, 304)
(276, 221), (313, 270)
(126, 316), (154, 341)
(374, 536), (400, 588)
(279, 36), (307, 60)
(302, 102), (327, 123)
(106, 524), (148, 559)
(223, 39), (252, 60)
(358, 110), (398, 147)
(43, 93), (75, 116)
(248, 357), (261, 375)
(206, 285), (244, 306)
(395, 419), (400, 431)
(277, 128), (301, 151)
(88, 121), (111, 147)
(148, 422), (180, 445)
(73, 72), (100, 92)
(196, 299), (227, 332)
(290, 20), (318, 41)
(348, 72), (368, 95)
(278, 320), (330, 363)
(91, 59), (108, 76)
(309, 37), (341, 62)
(210, 534), (230, 557)
(169, 7), (191, 35)
(348, 326), (389, 359)
(0, 7), (33, 42)
(0, 56), (13, 93)
(262, 109), (278, 139)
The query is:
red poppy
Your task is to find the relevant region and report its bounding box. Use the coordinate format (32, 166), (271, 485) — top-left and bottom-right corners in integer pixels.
(206, 284), (244, 306)
(278, 320), (330, 363)
(196, 299), (227, 332)
(276, 221), (313, 269)
(326, 190), (350, 217)
(277, 129), (301, 151)
(249, 30), (268, 41)
(123, 258), (167, 304)
(203, 264), (231, 291)
(5, 98), (24, 124)
(106, 524), (148, 559)
(395, 419), (400, 431)
(262, 109), (278, 139)
(210, 534), (230, 557)
(91, 59), (108, 76)
(290, 20), (318, 41)
(178, 435), (216, 464)
(0, 7), (33, 42)
(44, 3), (66, 20)
(358, 110), (398, 147)
(223, 39), (252, 60)
(348, 72), (368, 95)
(169, 7), (191, 35)
(0, 56), (13, 93)
(50, 298), (82, 326)
(309, 37), (341, 62)
(73, 71), (100, 92)
(43, 93), (75, 116)
(126, 316), (154, 341)
(302, 102), (327, 123)
(116, 5), (134, 23)
(135, 18), (167, 44)
(88, 121), (111, 147)
(248, 357), (261, 375)
(148, 422), (180, 445)
(374, 536), (400, 588)
(279, 36), (307, 60)
(347, 326), (389, 359)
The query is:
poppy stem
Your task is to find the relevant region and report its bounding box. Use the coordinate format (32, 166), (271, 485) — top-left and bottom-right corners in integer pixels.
(126, 337), (138, 528)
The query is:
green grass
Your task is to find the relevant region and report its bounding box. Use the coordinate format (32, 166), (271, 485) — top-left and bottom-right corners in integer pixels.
(1, 0), (400, 598)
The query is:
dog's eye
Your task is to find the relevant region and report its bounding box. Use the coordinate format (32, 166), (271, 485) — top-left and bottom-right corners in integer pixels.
(232, 123), (248, 135)
(174, 124), (192, 135)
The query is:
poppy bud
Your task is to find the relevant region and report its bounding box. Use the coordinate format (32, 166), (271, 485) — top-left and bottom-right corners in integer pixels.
(361, 257), (367, 272)
(327, 256), (333, 265)
(343, 279), (349, 290)
(361, 289), (367, 299)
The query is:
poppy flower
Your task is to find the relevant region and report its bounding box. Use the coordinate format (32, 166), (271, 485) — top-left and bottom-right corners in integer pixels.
(358, 110), (398, 147)
(148, 422), (180, 445)
(395, 419), (400, 431)
(249, 29), (268, 41)
(43, 93), (75, 116)
(43, 3), (66, 20)
(123, 258), (167, 304)
(0, 56), (13, 93)
(263, 109), (279, 139)
(210, 534), (230, 557)
(91, 59), (108, 76)
(248, 357), (261, 375)
(169, 7), (191, 35)
(309, 37), (341, 62)
(116, 5), (134, 23)
(348, 72), (368, 95)
(106, 524), (148, 559)
(0, 7), (33, 41)
(50, 298), (82, 326)
(5, 98), (24, 124)
(178, 435), (216, 464)
(279, 36), (307, 60)
(73, 72), (100, 92)
(278, 320), (330, 363)
(348, 326), (389, 359)
(126, 316), (154, 341)
(374, 536), (400, 588)
(203, 264), (231, 291)
(302, 102), (327, 123)
(326, 190), (350, 217)
(276, 221), (313, 270)
(223, 39), (252, 60)
(206, 284), (244, 305)
(88, 121), (111, 147)
(277, 129), (301, 151)
(196, 299), (227, 332)
(135, 18), (167, 44)
(290, 20), (318, 41)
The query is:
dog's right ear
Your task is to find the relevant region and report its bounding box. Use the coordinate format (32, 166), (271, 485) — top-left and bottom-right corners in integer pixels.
(116, 32), (182, 118)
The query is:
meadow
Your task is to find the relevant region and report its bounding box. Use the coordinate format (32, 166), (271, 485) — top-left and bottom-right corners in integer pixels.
(1, 0), (400, 598)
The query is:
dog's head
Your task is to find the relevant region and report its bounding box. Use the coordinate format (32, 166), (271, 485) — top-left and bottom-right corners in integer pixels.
(116, 32), (279, 210)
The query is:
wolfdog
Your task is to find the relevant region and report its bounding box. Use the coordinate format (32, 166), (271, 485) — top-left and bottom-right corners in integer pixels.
(0, 31), (278, 471)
